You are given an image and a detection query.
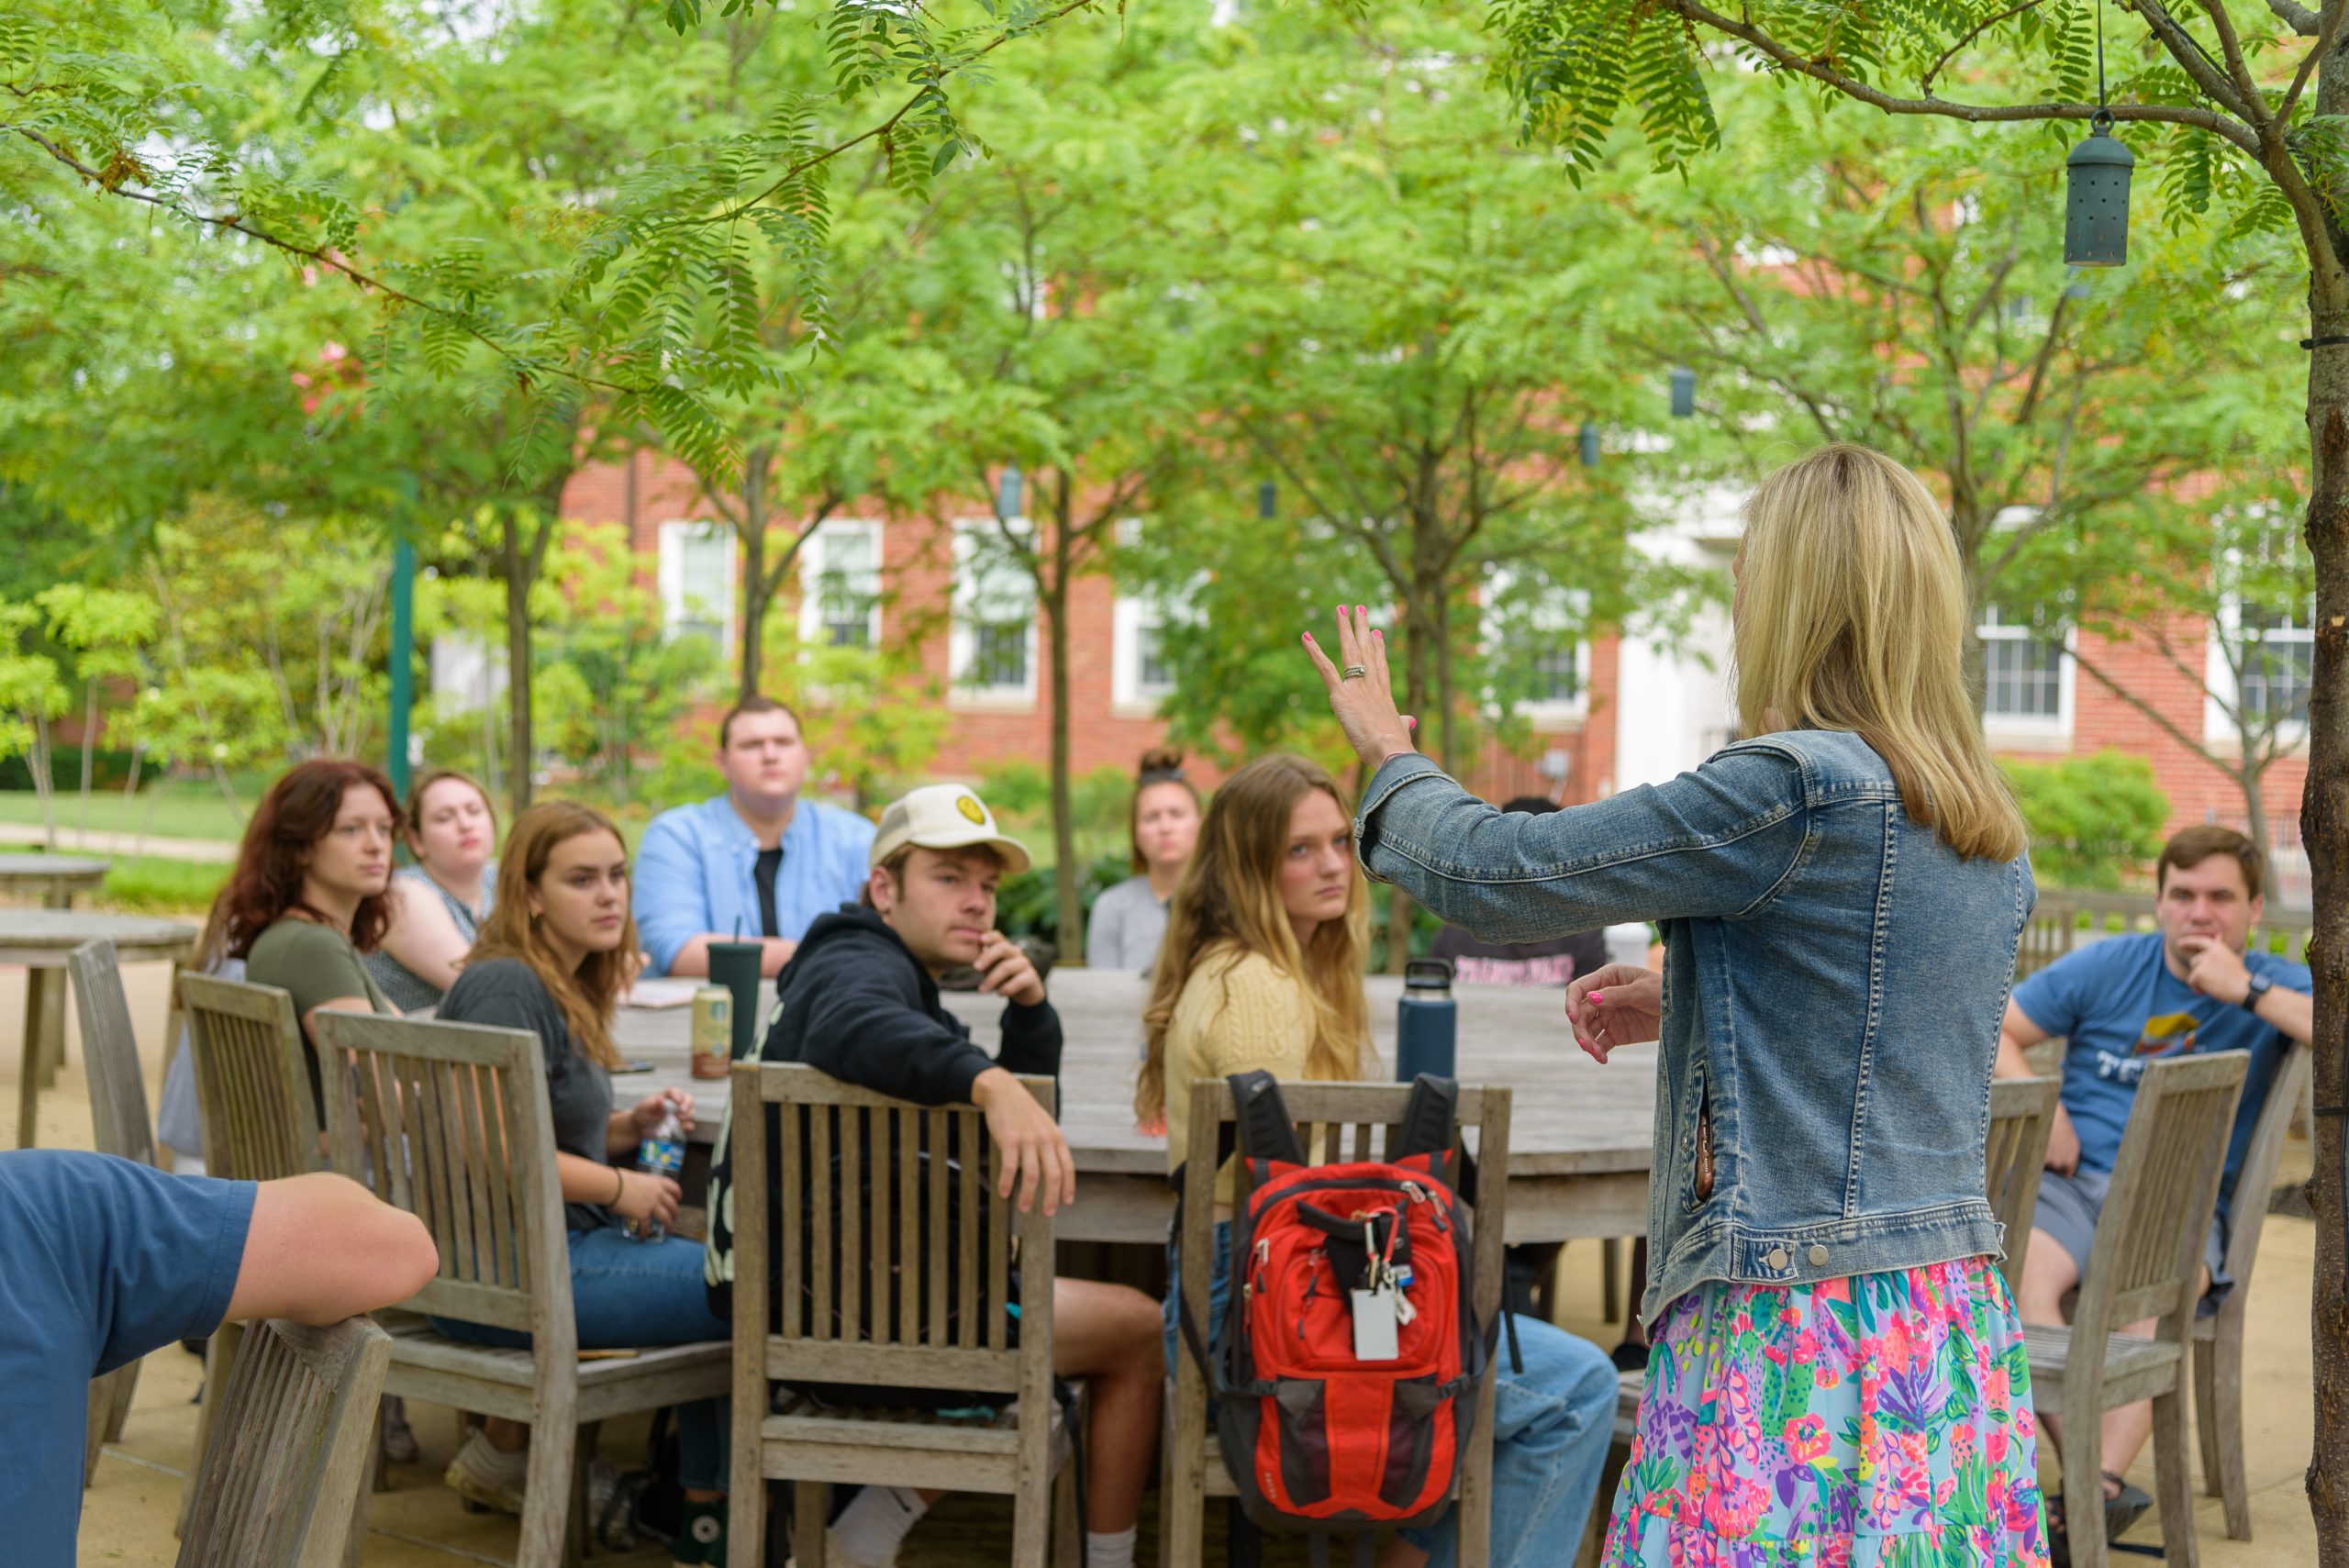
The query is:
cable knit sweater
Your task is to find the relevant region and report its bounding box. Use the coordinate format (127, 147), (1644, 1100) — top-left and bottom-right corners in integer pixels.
(1162, 945), (1325, 1207)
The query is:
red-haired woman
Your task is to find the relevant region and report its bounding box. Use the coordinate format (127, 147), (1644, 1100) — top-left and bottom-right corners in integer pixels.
(196, 759), (404, 1119)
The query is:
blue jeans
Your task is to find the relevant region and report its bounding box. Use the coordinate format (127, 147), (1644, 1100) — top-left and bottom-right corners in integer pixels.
(1163, 1223), (1616, 1568)
(430, 1223), (729, 1490)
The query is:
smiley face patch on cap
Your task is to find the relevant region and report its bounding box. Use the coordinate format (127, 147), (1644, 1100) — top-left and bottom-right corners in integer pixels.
(955, 795), (986, 825)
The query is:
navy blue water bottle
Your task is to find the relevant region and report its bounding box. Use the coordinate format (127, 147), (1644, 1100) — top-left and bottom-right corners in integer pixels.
(1396, 959), (1457, 1081)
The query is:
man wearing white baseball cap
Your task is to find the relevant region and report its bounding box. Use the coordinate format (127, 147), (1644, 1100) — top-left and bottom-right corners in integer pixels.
(701, 783), (1162, 1568)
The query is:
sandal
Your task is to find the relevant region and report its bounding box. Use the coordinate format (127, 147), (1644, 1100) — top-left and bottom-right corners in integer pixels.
(2102, 1470), (2154, 1541)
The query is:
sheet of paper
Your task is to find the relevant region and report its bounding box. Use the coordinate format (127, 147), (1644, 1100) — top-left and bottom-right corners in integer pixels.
(622, 978), (703, 1009)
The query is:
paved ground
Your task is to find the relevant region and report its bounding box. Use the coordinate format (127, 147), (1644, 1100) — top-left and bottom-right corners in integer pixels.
(7, 956), (2324, 1566)
(0, 822), (237, 862)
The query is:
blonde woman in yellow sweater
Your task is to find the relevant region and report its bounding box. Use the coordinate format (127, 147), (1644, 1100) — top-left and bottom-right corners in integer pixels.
(1137, 754), (1619, 1568)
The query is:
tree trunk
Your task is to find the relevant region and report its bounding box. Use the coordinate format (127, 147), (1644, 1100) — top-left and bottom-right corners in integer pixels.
(500, 511), (535, 817)
(2303, 292), (2349, 1566)
(1047, 498), (1084, 965)
(739, 448), (770, 701)
(79, 679), (94, 831)
(2238, 757), (2271, 874)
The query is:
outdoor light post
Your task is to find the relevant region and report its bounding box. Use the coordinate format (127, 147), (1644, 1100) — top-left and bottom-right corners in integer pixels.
(387, 536), (415, 801)
(1669, 366), (1696, 418)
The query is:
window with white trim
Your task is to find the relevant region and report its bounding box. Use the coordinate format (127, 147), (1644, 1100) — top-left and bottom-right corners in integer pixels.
(658, 521), (735, 653)
(1482, 569), (1590, 724)
(2206, 520), (2315, 740)
(1111, 520), (1202, 711)
(1977, 601), (2069, 728)
(798, 520), (883, 651)
(951, 521), (1036, 700)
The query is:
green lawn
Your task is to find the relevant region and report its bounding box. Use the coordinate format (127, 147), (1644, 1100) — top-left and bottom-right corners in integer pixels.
(0, 782), (250, 843)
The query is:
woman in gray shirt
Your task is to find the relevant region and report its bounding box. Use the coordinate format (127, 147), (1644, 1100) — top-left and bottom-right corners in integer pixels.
(365, 768), (497, 1012)
(1087, 747), (1202, 973)
(429, 800), (730, 1551)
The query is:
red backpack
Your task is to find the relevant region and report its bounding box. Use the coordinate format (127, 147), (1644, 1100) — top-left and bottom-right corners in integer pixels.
(1180, 1071), (1511, 1542)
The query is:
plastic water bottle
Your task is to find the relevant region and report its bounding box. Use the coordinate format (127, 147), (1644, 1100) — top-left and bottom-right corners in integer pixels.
(629, 1106), (685, 1241)
(1396, 959), (1457, 1081)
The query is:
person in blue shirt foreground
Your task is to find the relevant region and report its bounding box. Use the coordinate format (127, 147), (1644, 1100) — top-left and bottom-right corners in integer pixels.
(632, 695), (876, 979)
(1997, 822), (2312, 1550)
(0, 1152), (439, 1564)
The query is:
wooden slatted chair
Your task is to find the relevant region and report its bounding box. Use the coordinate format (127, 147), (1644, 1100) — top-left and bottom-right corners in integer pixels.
(1987, 1075), (2060, 1295)
(315, 1009), (730, 1568)
(726, 1061), (1079, 1568)
(2191, 1043), (2311, 1540)
(178, 1315), (393, 1568)
(174, 971), (320, 1534)
(1163, 1078), (1511, 1568)
(72, 940), (159, 1483)
(2024, 1050), (2248, 1568)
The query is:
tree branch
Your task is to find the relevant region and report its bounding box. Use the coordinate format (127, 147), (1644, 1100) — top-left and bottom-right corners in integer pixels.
(1656, 0), (2264, 154)
(2279, 0), (2349, 121)
(1921, 0), (2054, 95)
(2267, 0), (2322, 33)
(2122, 0), (2262, 124)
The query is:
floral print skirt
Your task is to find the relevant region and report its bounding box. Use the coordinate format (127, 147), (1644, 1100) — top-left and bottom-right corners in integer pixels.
(1601, 1256), (2052, 1567)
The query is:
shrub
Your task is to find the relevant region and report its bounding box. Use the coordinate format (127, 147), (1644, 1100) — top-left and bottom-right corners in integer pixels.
(2001, 751), (2171, 891)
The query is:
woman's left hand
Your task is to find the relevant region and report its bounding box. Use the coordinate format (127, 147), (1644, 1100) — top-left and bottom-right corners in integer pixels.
(1302, 605), (1419, 773)
(631, 1087), (694, 1137)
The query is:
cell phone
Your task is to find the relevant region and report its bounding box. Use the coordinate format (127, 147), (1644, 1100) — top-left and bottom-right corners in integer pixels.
(610, 1061), (657, 1074)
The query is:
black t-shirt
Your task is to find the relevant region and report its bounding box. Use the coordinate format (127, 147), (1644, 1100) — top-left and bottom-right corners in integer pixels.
(1428, 924), (1609, 987)
(755, 845), (785, 940)
(439, 958), (618, 1232)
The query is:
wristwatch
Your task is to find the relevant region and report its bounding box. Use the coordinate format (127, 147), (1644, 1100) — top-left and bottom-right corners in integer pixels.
(2240, 971), (2273, 1014)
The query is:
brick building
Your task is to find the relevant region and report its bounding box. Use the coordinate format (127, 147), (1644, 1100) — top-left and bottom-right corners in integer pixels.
(551, 455), (2312, 905)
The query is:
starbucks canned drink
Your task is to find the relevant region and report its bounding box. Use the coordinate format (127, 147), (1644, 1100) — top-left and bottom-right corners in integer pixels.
(691, 985), (733, 1079)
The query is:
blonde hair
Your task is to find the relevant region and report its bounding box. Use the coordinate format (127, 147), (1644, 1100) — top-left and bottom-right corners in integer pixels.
(465, 801), (636, 1070)
(1733, 444), (2027, 863)
(1136, 754), (1371, 1120)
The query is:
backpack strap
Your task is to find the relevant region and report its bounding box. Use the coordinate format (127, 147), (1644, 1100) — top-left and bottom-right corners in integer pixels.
(1389, 1073), (1459, 1163)
(1229, 1071), (1307, 1166)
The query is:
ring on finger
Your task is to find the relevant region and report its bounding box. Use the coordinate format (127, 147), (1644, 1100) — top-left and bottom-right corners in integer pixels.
(1341, 663), (1369, 680)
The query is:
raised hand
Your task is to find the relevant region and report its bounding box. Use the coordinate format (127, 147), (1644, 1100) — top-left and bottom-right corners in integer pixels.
(1301, 604), (1419, 773)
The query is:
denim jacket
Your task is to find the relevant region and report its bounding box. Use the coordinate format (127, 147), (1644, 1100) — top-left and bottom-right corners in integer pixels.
(1354, 730), (2034, 1324)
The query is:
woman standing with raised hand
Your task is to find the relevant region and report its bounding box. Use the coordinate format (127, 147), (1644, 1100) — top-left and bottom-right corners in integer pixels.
(1305, 444), (2052, 1566)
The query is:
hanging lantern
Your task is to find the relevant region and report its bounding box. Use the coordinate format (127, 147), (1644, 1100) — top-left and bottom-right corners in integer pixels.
(1578, 424), (1600, 467)
(1257, 481), (1277, 520)
(1669, 366), (1697, 418)
(2065, 112), (2132, 268)
(997, 464), (1022, 518)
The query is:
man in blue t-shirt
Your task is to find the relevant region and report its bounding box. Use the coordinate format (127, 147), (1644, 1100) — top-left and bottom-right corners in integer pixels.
(1, 1151), (440, 1564)
(1996, 825), (2311, 1548)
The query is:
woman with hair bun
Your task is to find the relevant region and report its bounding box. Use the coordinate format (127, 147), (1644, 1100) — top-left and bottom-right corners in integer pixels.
(1086, 746), (1202, 973)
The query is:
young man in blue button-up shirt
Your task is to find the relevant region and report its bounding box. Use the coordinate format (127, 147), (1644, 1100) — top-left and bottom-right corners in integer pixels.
(632, 695), (876, 978)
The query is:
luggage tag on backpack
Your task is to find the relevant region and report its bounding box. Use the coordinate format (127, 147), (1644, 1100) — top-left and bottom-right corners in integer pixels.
(1351, 1215), (1401, 1360)
(1351, 1286), (1400, 1361)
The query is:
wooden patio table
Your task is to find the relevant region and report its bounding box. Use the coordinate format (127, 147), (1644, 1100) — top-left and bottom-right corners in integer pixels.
(616, 967), (1658, 1247)
(3, 909), (195, 1149)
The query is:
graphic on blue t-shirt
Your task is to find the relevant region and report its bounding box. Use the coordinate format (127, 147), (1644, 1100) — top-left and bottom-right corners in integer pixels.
(2092, 1009), (2199, 1084)
(2012, 930), (2308, 1226)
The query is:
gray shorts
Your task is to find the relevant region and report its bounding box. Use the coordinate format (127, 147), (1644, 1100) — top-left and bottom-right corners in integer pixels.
(2034, 1165), (2232, 1316)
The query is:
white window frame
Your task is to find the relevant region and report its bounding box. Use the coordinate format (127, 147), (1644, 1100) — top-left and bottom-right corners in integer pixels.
(1110, 518), (1202, 714)
(1483, 568), (1591, 727)
(657, 519), (736, 655)
(796, 518), (885, 651)
(950, 519), (1038, 706)
(2205, 595), (2315, 748)
(1976, 600), (2075, 741)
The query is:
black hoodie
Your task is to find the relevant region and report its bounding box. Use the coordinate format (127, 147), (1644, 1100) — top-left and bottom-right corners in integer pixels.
(702, 904), (1062, 1320)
